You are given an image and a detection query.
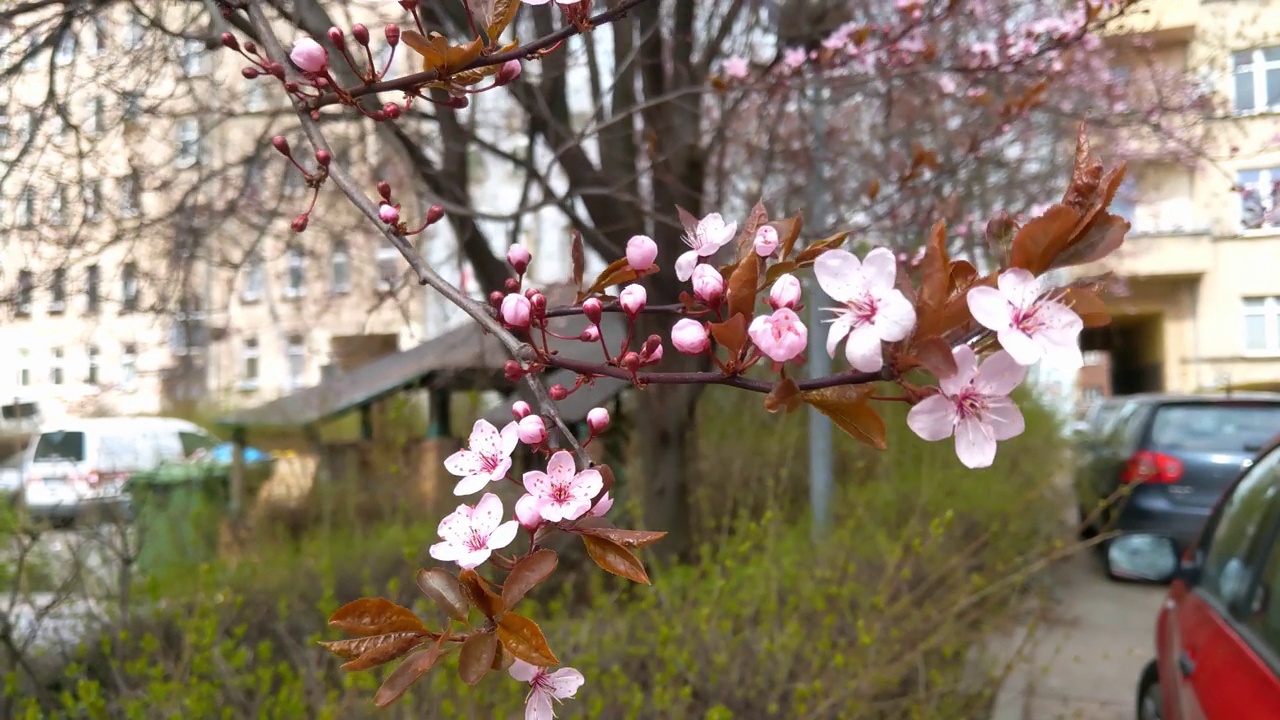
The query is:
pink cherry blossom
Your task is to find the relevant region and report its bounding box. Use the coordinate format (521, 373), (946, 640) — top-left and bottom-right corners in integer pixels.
(782, 47), (807, 70)
(906, 346), (1027, 469)
(748, 308), (808, 363)
(723, 56), (750, 79)
(814, 247), (916, 372)
(507, 243), (532, 273)
(965, 269), (1083, 368)
(625, 235), (658, 272)
(671, 318), (710, 354)
(514, 493), (542, 530)
(290, 37), (328, 73)
(511, 400), (532, 420)
(444, 419), (519, 496)
(675, 213), (736, 282)
(691, 263), (724, 306)
(619, 284), (646, 317)
(501, 293), (532, 328)
(522, 450), (603, 523)
(509, 659), (585, 720)
(753, 226), (779, 257)
(428, 492), (519, 569)
(768, 273), (802, 310)
(586, 407), (610, 435)
(378, 203), (400, 224)
(589, 491), (613, 517)
(517, 414), (547, 445)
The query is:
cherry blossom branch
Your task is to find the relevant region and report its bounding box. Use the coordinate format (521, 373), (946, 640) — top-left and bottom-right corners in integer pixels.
(304, 0), (655, 111)
(542, 302), (690, 319)
(543, 355), (891, 394)
(242, 2), (591, 466)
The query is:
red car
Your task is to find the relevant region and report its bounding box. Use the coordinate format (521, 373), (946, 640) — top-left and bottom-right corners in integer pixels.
(1131, 435), (1280, 719)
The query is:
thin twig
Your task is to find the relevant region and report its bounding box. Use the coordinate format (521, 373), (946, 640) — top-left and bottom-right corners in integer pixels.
(544, 355), (890, 394)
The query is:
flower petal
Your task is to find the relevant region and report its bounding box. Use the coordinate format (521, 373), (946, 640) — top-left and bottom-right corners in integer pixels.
(975, 350), (1027, 396)
(814, 249), (863, 303)
(523, 470), (553, 498)
(490, 457), (513, 482)
(536, 498), (569, 523)
(437, 506), (470, 542)
(546, 667), (586, 698)
(500, 421), (521, 456)
(429, 540), (463, 562)
(444, 449), (483, 478)
(468, 420), (502, 457)
(954, 416), (997, 469)
(940, 345), (979, 396)
(966, 286), (1014, 333)
(525, 687), (554, 720)
(452, 473), (491, 496)
(487, 520), (520, 551)
(996, 328), (1043, 366)
(859, 247), (898, 292)
(472, 492), (505, 534)
(675, 250), (699, 282)
(843, 323), (883, 372)
(545, 450), (577, 484)
(985, 396), (1026, 441)
(509, 659), (540, 682)
(571, 468), (604, 500)
(872, 289), (916, 342)
(826, 313), (853, 359)
(559, 499), (593, 522)
(457, 548), (492, 570)
(907, 394), (957, 441)
(996, 268), (1040, 310)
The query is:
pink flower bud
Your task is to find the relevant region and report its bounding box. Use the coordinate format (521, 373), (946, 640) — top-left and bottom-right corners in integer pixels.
(221, 33), (240, 51)
(517, 415), (547, 445)
(515, 494), (543, 530)
(512, 401), (532, 420)
(619, 284), (647, 317)
(378, 203), (400, 224)
(587, 407), (610, 435)
(352, 24), (370, 46)
(291, 214), (309, 232)
(272, 136), (291, 157)
(626, 234), (658, 273)
(582, 298), (603, 324)
(504, 279), (520, 293)
(284, 81), (298, 92)
(549, 385), (570, 400)
(244, 41), (258, 55)
(290, 37), (328, 73)
(580, 325), (600, 342)
(500, 293), (532, 328)
(488, 291), (504, 308)
(384, 102), (402, 119)
(525, 287), (539, 299)
(267, 62), (286, 80)
(768, 273), (802, 310)
(241, 66), (260, 79)
(753, 225), (779, 257)
(369, 109), (388, 122)
(326, 26), (344, 47)
(640, 340), (664, 366)
(385, 25), (401, 47)
(495, 60), (522, 86)
(315, 149), (331, 166)
(426, 205), (445, 224)
(671, 318), (710, 354)
(530, 292), (547, 317)
(507, 244), (532, 273)
(691, 264), (725, 306)
(377, 181), (392, 201)
(503, 360), (524, 382)
(399, 0), (419, 10)
(589, 491), (613, 517)
(620, 352), (641, 371)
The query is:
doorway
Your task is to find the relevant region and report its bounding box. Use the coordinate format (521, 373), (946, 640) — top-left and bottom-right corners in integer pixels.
(1080, 314), (1165, 395)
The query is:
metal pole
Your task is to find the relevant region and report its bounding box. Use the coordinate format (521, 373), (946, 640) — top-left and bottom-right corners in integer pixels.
(806, 80), (834, 541)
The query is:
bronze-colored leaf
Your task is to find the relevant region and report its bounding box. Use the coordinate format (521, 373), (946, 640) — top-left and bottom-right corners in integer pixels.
(764, 377), (803, 413)
(918, 220), (950, 313)
(445, 39), (518, 88)
(1063, 287), (1111, 328)
(595, 464), (616, 503)
(725, 254), (760, 323)
(458, 569), (506, 619)
(570, 230), (585, 289)
(373, 632), (450, 708)
(582, 534), (651, 585)
(866, 178), (881, 201)
(948, 260), (978, 293)
(457, 631), (498, 686)
(773, 217), (803, 260)
(764, 259), (800, 285)
(984, 211), (1017, 264)
(1008, 204), (1080, 275)
(328, 598), (428, 637)
(793, 232), (849, 265)
(502, 550), (558, 608)
(708, 314), (747, 358)
(496, 613), (559, 667)
(912, 337), (958, 379)
(1059, 214), (1128, 268)
(583, 261), (654, 296)
(400, 31), (485, 76)
(320, 631), (431, 666)
(735, 200), (769, 260)
(491, 641), (514, 672)
(574, 525), (667, 548)
(416, 567), (470, 623)
(801, 386), (888, 450)
(484, 0), (521, 44)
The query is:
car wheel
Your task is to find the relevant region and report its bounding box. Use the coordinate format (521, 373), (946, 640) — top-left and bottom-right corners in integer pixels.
(1136, 660), (1162, 720)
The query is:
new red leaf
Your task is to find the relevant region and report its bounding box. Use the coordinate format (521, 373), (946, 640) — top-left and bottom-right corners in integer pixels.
(502, 550), (558, 608)
(328, 598), (428, 637)
(496, 613), (559, 667)
(416, 567), (470, 622)
(457, 631), (498, 686)
(582, 534), (652, 585)
(372, 633), (450, 708)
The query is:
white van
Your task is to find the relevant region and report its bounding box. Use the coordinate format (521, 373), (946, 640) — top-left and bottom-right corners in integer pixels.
(21, 417), (219, 526)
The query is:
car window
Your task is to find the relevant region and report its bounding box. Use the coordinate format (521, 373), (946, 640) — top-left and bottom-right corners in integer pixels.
(1149, 403), (1280, 453)
(32, 431), (86, 462)
(1245, 528), (1280, 658)
(179, 431), (217, 457)
(1198, 447), (1280, 613)
(1108, 402), (1148, 451)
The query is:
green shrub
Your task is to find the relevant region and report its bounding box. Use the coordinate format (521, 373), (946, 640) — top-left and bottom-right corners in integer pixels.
(5, 387), (1065, 719)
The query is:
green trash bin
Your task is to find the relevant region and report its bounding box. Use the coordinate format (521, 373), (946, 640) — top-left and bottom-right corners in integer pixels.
(127, 461), (230, 575)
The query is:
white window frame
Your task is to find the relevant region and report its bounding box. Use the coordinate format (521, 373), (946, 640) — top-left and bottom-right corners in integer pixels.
(49, 266), (66, 313)
(83, 180), (101, 221)
(124, 14), (145, 51)
(286, 335), (307, 391)
(50, 348), (64, 385)
(242, 253), (265, 302)
(16, 270), (33, 315)
(1232, 46), (1280, 115)
(179, 38), (207, 76)
(16, 187), (35, 227)
(48, 185), (66, 226)
(121, 343), (138, 390)
(88, 19), (107, 57)
(175, 118), (200, 168)
(1238, 167), (1280, 233)
(331, 241), (352, 293)
(87, 345), (100, 385)
(1243, 296), (1280, 355)
(240, 337), (260, 390)
(0, 107), (10, 148)
(121, 262), (140, 311)
(20, 109), (36, 145)
(54, 32), (76, 66)
(86, 95), (104, 136)
(50, 114), (67, 145)
(17, 349), (30, 387)
(285, 246), (306, 298)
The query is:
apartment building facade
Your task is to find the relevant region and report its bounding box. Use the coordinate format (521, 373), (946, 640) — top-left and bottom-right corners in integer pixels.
(1072, 0), (1280, 399)
(0, 4), (588, 424)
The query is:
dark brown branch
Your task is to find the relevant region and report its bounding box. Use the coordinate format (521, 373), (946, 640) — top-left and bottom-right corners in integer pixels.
(543, 355), (890, 394)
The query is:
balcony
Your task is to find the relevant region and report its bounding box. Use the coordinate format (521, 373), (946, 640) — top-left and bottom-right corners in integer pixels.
(1075, 229), (1213, 279)
(1104, 0), (1198, 42)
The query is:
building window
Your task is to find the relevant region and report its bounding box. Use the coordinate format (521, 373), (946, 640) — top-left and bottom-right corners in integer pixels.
(50, 114), (68, 145)
(122, 92), (142, 122)
(1239, 168), (1280, 231)
(88, 19), (107, 57)
(242, 252), (265, 302)
(48, 185), (66, 226)
(54, 32), (76, 66)
(50, 348), (64, 385)
(87, 345), (100, 385)
(175, 118), (200, 168)
(376, 239), (401, 291)
(20, 109), (35, 145)
(120, 173), (140, 216)
(121, 343), (137, 389)
(1243, 296), (1280, 354)
(241, 337), (260, 389)
(17, 187), (34, 227)
(331, 241), (352, 293)
(83, 180), (101, 221)
(0, 107), (9, 148)
(17, 349), (30, 387)
(1233, 46), (1280, 114)
(286, 245), (306, 297)
(179, 38), (207, 76)
(124, 13), (145, 50)
(286, 334), (307, 390)
(86, 264), (100, 313)
(86, 96), (104, 136)
(15, 269), (33, 316)
(23, 35), (39, 70)
(49, 266), (66, 313)
(121, 261), (140, 312)
(245, 82), (267, 112)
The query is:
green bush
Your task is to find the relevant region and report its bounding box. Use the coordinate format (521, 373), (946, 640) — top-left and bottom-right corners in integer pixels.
(4, 387), (1066, 720)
